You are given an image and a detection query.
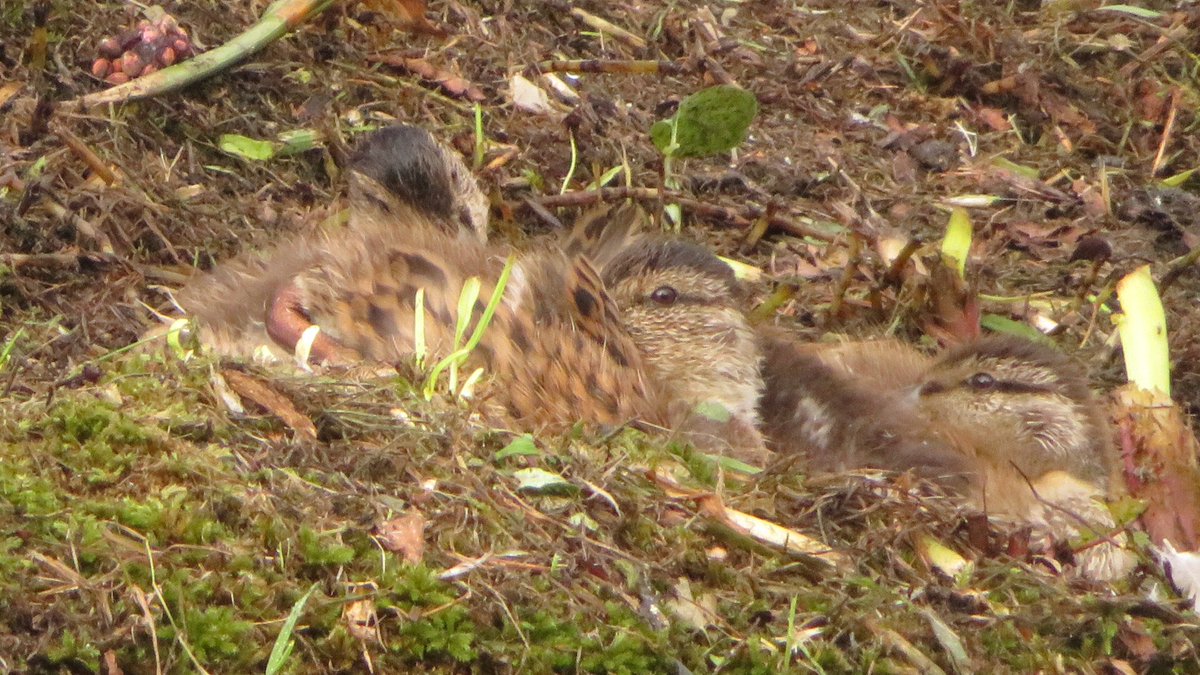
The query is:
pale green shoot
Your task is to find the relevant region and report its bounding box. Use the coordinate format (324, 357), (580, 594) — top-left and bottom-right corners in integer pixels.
(990, 156), (1040, 179)
(586, 164), (625, 191)
(459, 367), (486, 399)
(1114, 264), (1171, 397)
(0, 327), (24, 373)
(717, 255), (762, 282)
(165, 317), (193, 361)
(423, 255), (516, 400)
(449, 276), (482, 394)
(941, 207), (973, 278)
(412, 287), (427, 370)
(560, 131), (578, 195)
(473, 103), (486, 170)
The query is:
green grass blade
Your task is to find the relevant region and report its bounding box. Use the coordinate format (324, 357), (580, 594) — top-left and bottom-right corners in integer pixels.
(265, 583), (319, 675)
(0, 327), (24, 372)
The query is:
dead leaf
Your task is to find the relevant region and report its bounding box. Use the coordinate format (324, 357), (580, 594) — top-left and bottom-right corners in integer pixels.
(509, 74), (554, 115)
(368, 53), (486, 101)
(0, 81), (22, 109)
(220, 369), (317, 440)
(665, 578), (717, 635)
(375, 511), (426, 564)
(342, 597), (380, 642)
(1117, 618), (1160, 662)
(972, 105), (1011, 132)
(102, 650), (123, 675)
(695, 493), (849, 568)
(360, 0), (447, 37)
(1071, 178), (1109, 217)
(920, 263), (981, 345)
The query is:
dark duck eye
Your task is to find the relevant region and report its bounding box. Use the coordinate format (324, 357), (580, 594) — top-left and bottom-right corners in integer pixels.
(966, 372), (996, 389)
(649, 286), (678, 305)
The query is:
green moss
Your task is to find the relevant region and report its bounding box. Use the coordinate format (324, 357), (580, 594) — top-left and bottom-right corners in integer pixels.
(0, 462), (62, 517)
(577, 630), (669, 675)
(393, 606), (477, 663)
(45, 630), (101, 670)
(298, 527), (355, 567)
(520, 609), (584, 669)
(381, 565), (454, 607)
(160, 605), (254, 664)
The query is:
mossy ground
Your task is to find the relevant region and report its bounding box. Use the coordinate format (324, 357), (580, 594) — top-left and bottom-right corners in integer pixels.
(3, 1), (1200, 672)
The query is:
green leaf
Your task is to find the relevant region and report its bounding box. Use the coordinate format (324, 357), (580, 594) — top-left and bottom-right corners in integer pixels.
(1096, 4), (1162, 19)
(650, 85), (758, 158)
(693, 400), (732, 423)
(495, 434), (540, 461)
(990, 156), (1040, 179)
(513, 468), (577, 495)
(218, 133), (278, 161)
(704, 454), (762, 474)
(1160, 167), (1197, 188)
(980, 314), (1055, 345)
(276, 129), (322, 156)
(922, 608), (971, 671)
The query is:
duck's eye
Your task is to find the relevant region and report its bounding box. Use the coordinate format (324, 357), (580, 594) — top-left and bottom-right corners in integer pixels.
(966, 372), (996, 389)
(649, 286), (678, 305)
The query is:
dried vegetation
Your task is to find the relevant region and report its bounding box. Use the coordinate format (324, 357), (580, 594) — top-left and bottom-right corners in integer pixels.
(3, 0), (1200, 672)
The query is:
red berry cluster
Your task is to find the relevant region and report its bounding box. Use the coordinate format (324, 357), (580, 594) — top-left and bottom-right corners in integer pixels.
(91, 13), (195, 85)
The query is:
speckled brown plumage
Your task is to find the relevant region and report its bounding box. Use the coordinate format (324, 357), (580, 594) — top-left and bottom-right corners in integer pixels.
(169, 125), (766, 460)
(759, 333), (1132, 579)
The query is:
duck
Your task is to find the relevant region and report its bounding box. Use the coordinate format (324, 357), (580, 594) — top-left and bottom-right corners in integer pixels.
(758, 332), (1133, 579)
(168, 125), (767, 461)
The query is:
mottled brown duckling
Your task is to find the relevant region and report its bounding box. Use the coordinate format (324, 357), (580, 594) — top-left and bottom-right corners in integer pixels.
(170, 125), (766, 460)
(172, 124), (487, 361)
(759, 334), (1132, 579)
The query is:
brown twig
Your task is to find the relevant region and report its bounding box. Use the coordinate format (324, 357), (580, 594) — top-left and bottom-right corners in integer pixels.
(879, 236), (924, 289)
(1150, 87), (1179, 177)
(1118, 21), (1190, 80)
(825, 234), (863, 327)
(524, 59), (690, 77)
(367, 53), (486, 102)
(1159, 244), (1200, 294)
(0, 251), (115, 270)
(569, 8), (647, 49)
(39, 199), (115, 255)
(53, 124), (118, 185)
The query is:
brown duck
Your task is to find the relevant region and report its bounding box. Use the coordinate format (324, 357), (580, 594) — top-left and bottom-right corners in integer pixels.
(759, 333), (1133, 579)
(171, 125), (766, 460)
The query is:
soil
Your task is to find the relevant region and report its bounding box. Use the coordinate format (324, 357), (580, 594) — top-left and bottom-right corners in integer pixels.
(2, 1), (1200, 672)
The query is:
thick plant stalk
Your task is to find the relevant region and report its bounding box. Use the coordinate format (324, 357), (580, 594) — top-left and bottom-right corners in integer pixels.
(72, 0), (335, 108)
(1111, 265), (1200, 549)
